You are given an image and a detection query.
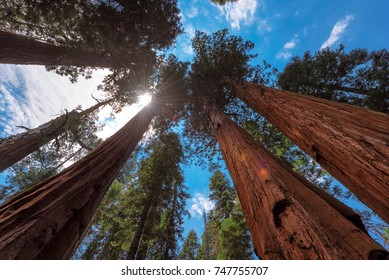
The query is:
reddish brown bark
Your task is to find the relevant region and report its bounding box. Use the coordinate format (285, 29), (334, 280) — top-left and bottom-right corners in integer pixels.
(0, 99), (113, 172)
(0, 30), (122, 68)
(232, 82), (389, 224)
(208, 106), (388, 260)
(0, 103), (158, 259)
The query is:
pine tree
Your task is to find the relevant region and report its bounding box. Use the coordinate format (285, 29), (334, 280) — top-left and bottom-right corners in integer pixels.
(202, 171), (253, 260)
(126, 133), (187, 260)
(179, 230), (200, 260)
(218, 198), (253, 260)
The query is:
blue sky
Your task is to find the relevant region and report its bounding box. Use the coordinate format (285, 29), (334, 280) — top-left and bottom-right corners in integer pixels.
(0, 0), (388, 249)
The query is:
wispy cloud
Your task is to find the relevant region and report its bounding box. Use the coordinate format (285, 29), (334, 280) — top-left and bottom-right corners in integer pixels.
(284, 35), (299, 49)
(276, 34), (298, 60)
(320, 14), (354, 49)
(172, 23), (197, 58)
(276, 51), (292, 60)
(257, 19), (272, 32)
(189, 193), (215, 217)
(216, 0), (258, 30)
(0, 65), (143, 141)
(187, 6), (199, 18)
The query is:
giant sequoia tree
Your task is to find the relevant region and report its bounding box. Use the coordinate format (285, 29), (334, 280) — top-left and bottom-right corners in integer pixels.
(232, 82), (389, 224)
(183, 29), (388, 259)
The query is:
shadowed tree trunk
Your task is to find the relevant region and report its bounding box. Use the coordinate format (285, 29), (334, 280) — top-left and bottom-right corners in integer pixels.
(0, 98), (113, 172)
(0, 103), (159, 259)
(0, 31), (123, 68)
(207, 105), (388, 260)
(232, 82), (389, 224)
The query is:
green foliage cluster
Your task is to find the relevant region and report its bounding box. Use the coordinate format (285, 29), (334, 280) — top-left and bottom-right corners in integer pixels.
(195, 171), (253, 260)
(178, 229), (200, 260)
(1, 0), (182, 82)
(278, 45), (389, 113)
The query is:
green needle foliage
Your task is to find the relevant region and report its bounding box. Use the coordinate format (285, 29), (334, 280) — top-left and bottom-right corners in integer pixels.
(197, 171), (253, 260)
(179, 229), (200, 260)
(1, 0), (182, 81)
(278, 45), (389, 113)
(182, 29), (262, 167)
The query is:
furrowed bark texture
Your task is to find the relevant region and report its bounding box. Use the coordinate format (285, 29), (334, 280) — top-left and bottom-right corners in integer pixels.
(232, 82), (389, 223)
(208, 106), (388, 260)
(0, 31), (121, 68)
(0, 104), (158, 259)
(0, 99), (112, 172)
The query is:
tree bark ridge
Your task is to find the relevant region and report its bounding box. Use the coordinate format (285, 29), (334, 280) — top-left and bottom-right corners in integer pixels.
(232, 82), (389, 223)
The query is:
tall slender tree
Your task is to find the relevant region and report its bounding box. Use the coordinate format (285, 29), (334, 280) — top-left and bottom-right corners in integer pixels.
(0, 98), (112, 172)
(179, 230), (200, 260)
(126, 133), (187, 260)
(197, 171), (253, 260)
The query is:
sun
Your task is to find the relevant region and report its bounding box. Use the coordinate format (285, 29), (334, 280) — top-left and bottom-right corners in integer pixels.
(138, 92), (152, 106)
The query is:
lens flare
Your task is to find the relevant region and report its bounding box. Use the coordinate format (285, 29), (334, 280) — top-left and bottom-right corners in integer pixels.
(138, 93), (152, 106)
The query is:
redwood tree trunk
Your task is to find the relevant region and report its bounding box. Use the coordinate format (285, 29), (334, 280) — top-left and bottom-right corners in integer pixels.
(0, 99), (112, 172)
(0, 31), (121, 68)
(0, 103), (158, 259)
(126, 195), (153, 260)
(232, 82), (389, 223)
(208, 106), (388, 260)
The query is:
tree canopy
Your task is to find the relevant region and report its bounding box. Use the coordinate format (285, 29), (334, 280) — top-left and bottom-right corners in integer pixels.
(278, 45), (389, 113)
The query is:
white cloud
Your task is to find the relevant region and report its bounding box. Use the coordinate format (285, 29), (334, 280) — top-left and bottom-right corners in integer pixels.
(276, 51), (292, 60)
(257, 19), (272, 32)
(276, 34), (298, 60)
(0, 65), (147, 141)
(185, 24), (196, 39)
(187, 6), (199, 18)
(284, 41), (295, 49)
(320, 14), (354, 49)
(284, 35), (299, 49)
(216, 0), (258, 30)
(189, 193), (215, 217)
